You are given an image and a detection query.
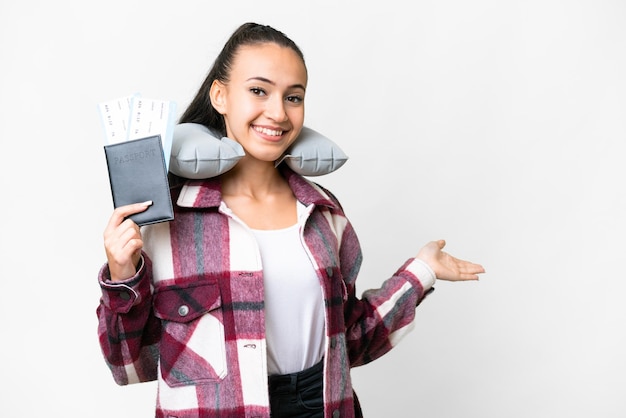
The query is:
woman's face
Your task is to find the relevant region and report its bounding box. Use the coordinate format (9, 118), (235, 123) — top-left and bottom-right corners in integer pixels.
(211, 42), (307, 163)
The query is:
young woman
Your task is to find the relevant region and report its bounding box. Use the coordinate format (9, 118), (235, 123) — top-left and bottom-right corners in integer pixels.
(97, 22), (485, 418)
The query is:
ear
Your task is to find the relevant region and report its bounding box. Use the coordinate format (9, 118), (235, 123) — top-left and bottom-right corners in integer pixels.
(209, 80), (227, 114)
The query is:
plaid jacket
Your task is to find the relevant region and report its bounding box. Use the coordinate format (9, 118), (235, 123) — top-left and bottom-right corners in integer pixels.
(97, 167), (435, 418)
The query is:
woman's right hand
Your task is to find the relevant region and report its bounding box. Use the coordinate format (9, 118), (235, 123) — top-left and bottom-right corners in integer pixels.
(103, 201), (152, 282)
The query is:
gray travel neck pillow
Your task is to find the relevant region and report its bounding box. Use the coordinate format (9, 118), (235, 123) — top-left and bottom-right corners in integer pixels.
(169, 123), (348, 179)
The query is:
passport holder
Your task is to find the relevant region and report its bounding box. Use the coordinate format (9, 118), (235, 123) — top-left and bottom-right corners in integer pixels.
(104, 135), (174, 226)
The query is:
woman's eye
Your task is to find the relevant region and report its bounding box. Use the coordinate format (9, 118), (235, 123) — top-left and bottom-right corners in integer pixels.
(286, 95), (303, 104)
(250, 87), (266, 96)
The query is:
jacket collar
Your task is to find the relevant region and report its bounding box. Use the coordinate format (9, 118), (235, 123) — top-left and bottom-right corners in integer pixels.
(176, 166), (339, 210)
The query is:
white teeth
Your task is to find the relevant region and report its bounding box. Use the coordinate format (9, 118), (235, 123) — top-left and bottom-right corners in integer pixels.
(255, 126), (283, 136)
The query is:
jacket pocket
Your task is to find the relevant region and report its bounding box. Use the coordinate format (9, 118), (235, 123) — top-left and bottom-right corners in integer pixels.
(153, 280), (227, 387)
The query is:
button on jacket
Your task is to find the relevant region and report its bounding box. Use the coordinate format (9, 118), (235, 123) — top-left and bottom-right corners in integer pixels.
(97, 167), (435, 418)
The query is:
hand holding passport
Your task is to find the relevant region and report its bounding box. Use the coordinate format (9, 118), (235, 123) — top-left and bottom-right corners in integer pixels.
(98, 94), (177, 226)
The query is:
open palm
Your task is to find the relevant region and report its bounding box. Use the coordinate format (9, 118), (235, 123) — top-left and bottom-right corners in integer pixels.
(416, 239), (485, 281)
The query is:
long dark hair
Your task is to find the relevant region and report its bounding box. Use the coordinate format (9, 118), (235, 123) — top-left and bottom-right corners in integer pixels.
(179, 22), (306, 136)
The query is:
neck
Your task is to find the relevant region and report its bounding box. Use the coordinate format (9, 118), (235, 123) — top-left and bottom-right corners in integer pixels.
(219, 157), (297, 230)
(221, 157), (286, 199)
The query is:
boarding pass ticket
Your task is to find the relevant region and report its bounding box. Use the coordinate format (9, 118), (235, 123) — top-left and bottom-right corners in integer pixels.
(98, 94), (177, 169)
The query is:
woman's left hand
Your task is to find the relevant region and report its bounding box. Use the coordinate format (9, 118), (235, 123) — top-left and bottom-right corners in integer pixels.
(416, 239), (485, 281)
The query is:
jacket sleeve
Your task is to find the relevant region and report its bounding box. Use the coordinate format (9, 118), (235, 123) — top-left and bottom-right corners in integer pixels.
(339, 220), (436, 367)
(96, 253), (161, 385)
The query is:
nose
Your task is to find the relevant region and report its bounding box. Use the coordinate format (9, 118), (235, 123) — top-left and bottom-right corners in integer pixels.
(265, 95), (288, 122)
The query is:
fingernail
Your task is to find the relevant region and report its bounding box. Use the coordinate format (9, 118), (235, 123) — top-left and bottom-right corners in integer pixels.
(142, 200), (153, 206)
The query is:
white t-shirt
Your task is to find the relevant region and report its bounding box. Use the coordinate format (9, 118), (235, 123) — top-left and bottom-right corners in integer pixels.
(251, 204), (325, 376)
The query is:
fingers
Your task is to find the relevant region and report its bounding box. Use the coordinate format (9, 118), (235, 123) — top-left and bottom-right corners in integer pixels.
(453, 257), (485, 280)
(431, 250), (486, 282)
(418, 240), (486, 282)
(103, 201), (151, 281)
(104, 201), (151, 253)
(457, 259), (485, 274)
(104, 217), (141, 260)
(105, 201), (152, 233)
(114, 221), (143, 255)
(459, 263), (485, 280)
(457, 267), (484, 281)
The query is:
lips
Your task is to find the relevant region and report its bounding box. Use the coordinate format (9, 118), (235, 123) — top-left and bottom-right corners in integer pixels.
(252, 125), (287, 143)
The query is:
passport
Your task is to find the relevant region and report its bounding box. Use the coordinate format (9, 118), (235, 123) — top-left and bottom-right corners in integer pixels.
(104, 135), (174, 226)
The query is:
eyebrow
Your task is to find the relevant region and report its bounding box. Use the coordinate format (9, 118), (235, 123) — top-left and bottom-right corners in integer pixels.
(247, 77), (306, 91)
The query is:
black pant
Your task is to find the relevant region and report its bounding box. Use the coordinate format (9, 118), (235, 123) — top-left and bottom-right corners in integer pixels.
(268, 360), (324, 418)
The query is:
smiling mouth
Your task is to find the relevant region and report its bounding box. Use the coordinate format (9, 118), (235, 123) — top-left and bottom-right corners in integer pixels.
(253, 126), (284, 137)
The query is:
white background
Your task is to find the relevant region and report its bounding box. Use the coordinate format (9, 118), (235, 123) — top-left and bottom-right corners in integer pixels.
(1, 1), (625, 416)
